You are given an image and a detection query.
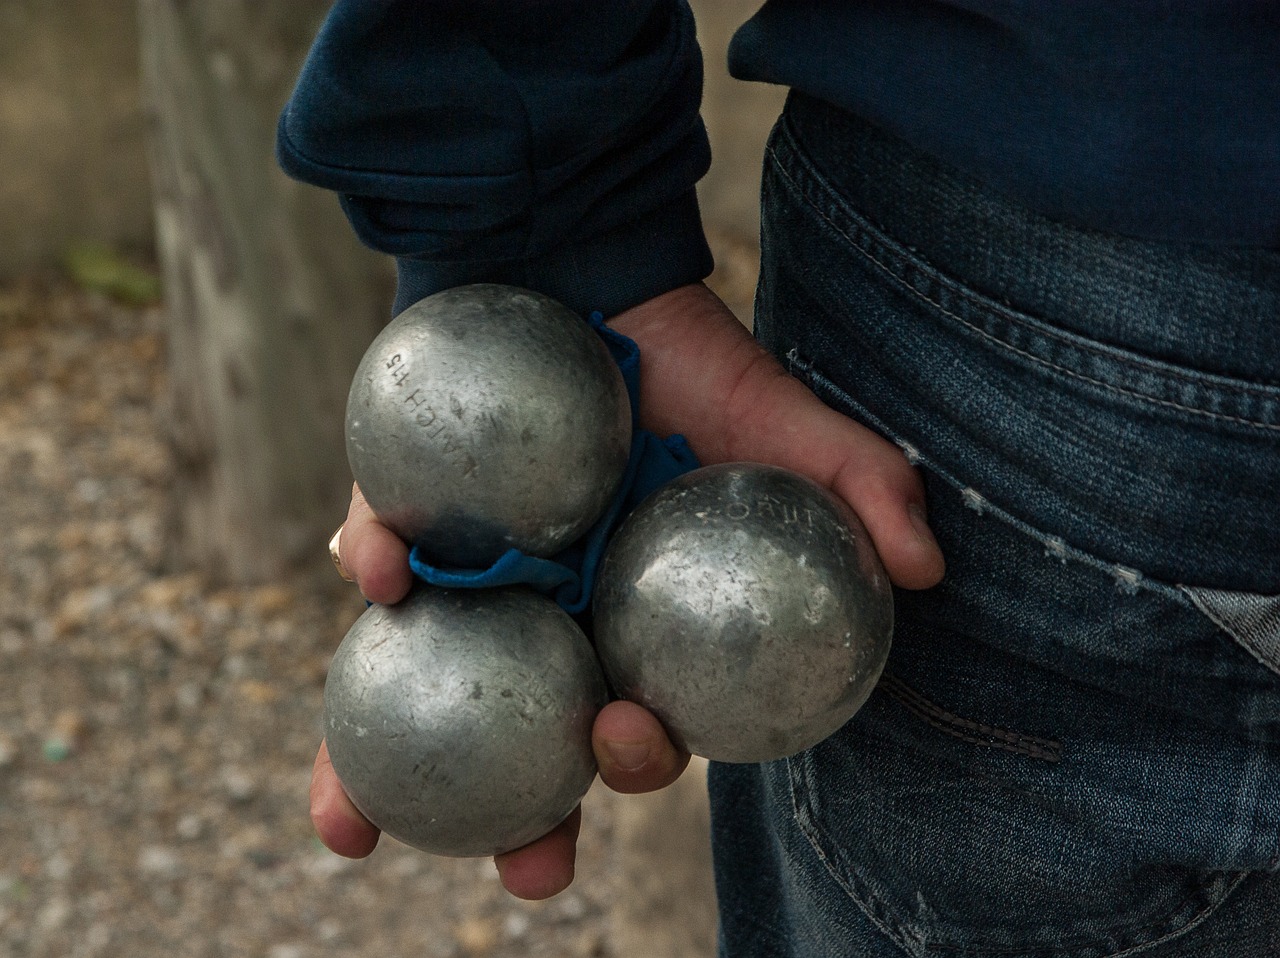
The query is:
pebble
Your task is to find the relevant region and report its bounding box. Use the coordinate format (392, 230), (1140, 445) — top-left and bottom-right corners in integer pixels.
(42, 710), (87, 761)
(556, 893), (587, 922)
(176, 813), (204, 841)
(238, 679), (281, 705)
(304, 849), (354, 879)
(0, 280), (718, 958)
(454, 917), (499, 955)
(36, 897), (71, 932)
(137, 846), (182, 881)
(19, 776), (60, 803)
(82, 923), (113, 955)
(503, 911), (531, 939)
(75, 477), (106, 503)
(54, 587), (115, 637)
(251, 584), (297, 619)
(45, 853), (72, 882)
(221, 653), (251, 679)
(175, 680), (205, 714)
(220, 765), (257, 802)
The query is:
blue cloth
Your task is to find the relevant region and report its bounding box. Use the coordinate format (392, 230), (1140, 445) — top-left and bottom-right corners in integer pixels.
(730, 1), (1280, 247)
(407, 314), (699, 615)
(277, 1), (714, 320)
(277, 3), (1279, 335)
(711, 91), (1280, 958)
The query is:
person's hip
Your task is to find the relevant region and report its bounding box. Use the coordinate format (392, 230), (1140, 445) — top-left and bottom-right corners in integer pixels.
(712, 91), (1280, 958)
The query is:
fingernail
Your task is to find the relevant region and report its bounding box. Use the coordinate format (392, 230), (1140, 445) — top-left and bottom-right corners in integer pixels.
(908, 503), (939, 550)
(605, 741), (650, 772)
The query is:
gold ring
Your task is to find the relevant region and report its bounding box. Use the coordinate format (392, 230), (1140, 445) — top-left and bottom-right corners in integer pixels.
(328, 525), (354, 582)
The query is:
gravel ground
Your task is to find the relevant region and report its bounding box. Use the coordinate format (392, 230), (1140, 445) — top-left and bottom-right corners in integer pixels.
(0, 278), (649, 958)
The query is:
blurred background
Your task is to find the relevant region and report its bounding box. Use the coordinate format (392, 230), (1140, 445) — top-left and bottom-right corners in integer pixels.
(0, 2), (783, 955)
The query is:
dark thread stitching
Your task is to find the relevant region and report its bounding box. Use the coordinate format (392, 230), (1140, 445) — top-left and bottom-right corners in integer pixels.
(880, 674), (1063, 763)
(790, 693), (1242, 956)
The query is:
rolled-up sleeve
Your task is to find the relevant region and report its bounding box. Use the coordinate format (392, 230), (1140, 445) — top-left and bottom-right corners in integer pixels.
(277, 0), (714, 317)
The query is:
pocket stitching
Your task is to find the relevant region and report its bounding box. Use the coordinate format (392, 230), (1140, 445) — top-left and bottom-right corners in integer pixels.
(787, 746), (1249, 958)
(782, 347), (1195, 601)
(766, 123), (1277, 403)
(879, 674), (1063, 763)
(765, 136), (1280, 432)
(786, 757), (927, 957)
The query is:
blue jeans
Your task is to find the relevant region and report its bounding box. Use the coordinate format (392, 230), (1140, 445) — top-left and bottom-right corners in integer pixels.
(710, 93), (1280, 958)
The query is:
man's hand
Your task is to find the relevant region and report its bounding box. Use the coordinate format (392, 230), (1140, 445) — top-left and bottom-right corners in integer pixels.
(316, 489), (689, 900)
(608, 283), (944, 590)
(310, 697), (688, 899)
(313, 281), (943, 900)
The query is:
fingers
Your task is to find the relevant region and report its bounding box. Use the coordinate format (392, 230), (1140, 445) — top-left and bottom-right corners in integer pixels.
(312, 735), (583, 900)
(494, 701), (687, 899)
(829, 440), (945, 590)
(712, 361), (943, 589)
(310, 740), (381, 858)
(696, 317), (945, 591)
(608, 284), (945, 591)
(338, 484), (413, 605)
(593, 699), (689, 795)
(308, 705), (683, 901)
(792, 393), (946, 591)
(493, 807), (582, 900)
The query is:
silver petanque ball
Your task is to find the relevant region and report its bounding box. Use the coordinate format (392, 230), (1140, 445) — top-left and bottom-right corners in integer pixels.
(593, 462), (893, 763)
(346, 284), (632, 567)
(323, 586), (609, 858)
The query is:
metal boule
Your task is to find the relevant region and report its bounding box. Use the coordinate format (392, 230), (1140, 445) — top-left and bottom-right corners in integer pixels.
(592, 462), (894, 763)
(345, 284), (632, 567)
(324, 585), (609, 858)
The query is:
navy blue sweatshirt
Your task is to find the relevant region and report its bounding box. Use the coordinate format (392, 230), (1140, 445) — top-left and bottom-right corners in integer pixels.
(277, 1), (1280, 318)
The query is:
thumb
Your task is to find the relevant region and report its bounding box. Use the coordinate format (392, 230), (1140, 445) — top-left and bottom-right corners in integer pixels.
(593, 700), (689, 795)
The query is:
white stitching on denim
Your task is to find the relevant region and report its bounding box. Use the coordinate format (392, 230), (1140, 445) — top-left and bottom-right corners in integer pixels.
(784, 346), (801, 375)
(1044, 537), (1070, 564)
(960, 487), (988, 514)
(898, 440), (923, 465)
(1113, 566), (1144, 595)
(766, 147), (1280, 432)
(781, 345), (1184, 600)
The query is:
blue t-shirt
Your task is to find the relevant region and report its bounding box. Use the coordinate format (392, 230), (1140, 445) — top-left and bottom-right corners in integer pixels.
(277, 1), (1279, 316)
(732, 1), (1280, 249)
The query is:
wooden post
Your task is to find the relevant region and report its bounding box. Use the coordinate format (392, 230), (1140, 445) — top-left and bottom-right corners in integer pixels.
(137, 0), (392, 582)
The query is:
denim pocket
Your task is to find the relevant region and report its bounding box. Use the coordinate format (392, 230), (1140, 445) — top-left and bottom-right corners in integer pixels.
(770, 515), (1280, 956)
(747, 102), (1280, 957)
(756, 104), (1280, 594)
